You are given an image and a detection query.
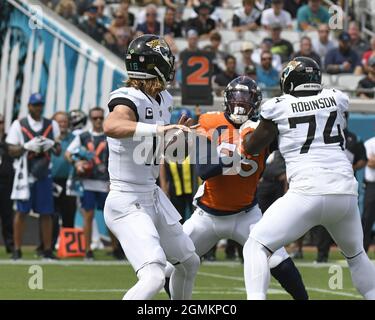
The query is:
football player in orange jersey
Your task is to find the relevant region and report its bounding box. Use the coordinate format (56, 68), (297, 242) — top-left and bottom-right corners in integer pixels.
(165, 76), (308, 299)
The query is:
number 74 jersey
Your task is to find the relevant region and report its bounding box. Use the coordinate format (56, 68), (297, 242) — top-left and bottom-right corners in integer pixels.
(261, 88), (358, 195)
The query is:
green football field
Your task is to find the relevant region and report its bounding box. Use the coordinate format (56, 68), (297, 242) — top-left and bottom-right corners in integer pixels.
(0, 247), (374, 300)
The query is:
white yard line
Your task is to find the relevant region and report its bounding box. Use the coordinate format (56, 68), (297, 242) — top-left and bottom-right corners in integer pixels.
(198, 271), (362, 299)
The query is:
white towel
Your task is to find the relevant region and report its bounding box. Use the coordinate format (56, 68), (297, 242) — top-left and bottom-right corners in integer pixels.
(155, 186), (181, 225)
(11, 153), (30, 201)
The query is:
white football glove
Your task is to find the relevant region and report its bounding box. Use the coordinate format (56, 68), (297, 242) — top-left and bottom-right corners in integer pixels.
(23, 137), (44, 153)
(39, 137), (55, 152)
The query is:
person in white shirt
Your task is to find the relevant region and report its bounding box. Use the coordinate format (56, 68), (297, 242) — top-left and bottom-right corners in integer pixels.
(6, 93), (60, 261)
(242, 57), (375, 300)
(103, 34), (199, 300)
(312, 24), (337, 67)
(232, 0), (261, 32)
(261, 0), (293, 30)
(362, 136), (375, 252)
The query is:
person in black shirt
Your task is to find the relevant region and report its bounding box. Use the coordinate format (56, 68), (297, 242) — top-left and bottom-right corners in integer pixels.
(283, 0), (307, 18)
(185, 2), (216, 39)
(78, 5), (107, 44)
(269, 23), (294, 63)
(163, 7), (183, 38)
(0, 113), (14, 254)
(213, 55), (239, 94)
(357, 56), (375, 99)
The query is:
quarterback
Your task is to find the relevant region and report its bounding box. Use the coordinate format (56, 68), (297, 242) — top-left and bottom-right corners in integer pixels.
(103, 34), (200, 300)
(166, 76), (308, 300)
(243, 57), (375, 300)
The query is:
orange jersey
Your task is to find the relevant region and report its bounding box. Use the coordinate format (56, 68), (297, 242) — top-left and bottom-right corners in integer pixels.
(196, 112), (267, 214)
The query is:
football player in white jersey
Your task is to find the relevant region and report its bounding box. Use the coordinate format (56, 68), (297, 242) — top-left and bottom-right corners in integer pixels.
(103, 34), (200, 300)
(242, 57), (375, 300)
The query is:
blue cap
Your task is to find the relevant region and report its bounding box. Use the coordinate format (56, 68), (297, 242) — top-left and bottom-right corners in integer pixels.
(339, 31), (351, 42)
(28, 93), (45, 105)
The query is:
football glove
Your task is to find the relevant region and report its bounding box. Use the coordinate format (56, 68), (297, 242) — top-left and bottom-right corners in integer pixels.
(24, 137), (44, 153)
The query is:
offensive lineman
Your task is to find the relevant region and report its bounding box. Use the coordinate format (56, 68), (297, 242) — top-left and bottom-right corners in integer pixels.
(103, 34), (200, 300)
(166, 76), (308, 300)
(243, 57), (375, 299)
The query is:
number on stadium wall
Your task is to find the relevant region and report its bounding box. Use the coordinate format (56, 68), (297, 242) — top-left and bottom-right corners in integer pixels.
(186, 56), (210, 86)
(288, 111), (345, 154)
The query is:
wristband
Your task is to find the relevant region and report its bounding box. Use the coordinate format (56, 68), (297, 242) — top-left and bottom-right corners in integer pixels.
(134, 122), (158, 137)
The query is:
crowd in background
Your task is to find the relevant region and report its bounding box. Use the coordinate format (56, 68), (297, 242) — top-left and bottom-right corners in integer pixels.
(0, 93), (374, 262)
(38, 0), (375, 98)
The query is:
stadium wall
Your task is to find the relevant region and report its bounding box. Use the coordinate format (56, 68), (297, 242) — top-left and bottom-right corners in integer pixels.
(0, 0), (125, 131)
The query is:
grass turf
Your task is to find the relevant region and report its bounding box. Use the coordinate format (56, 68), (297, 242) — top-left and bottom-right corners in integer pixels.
(0, 247), (373, 300)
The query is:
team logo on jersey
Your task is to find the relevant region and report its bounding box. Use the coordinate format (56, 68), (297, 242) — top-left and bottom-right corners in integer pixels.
(145, 107), (153, 119)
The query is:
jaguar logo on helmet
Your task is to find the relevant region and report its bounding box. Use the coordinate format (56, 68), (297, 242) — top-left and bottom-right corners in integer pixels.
(146, 39), (170, 58)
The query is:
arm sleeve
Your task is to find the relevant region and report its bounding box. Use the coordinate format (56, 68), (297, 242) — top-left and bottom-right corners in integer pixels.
(260, 98), (279, 121)
(355, 141), (368, 163)
(5, 120), (21, 145)
(52, 120), (61, 140)
(232, 14), (240, 27)
(107, 89), (140, 121)
(334, 89), (349, 113)
(66, 134), (81, 153)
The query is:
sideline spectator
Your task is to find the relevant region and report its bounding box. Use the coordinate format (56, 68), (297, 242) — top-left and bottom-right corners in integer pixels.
(135, 4), (161, 36)
(235, 41), (256, 75)
(362, 135), (375, 252)
(297, 0), (330, 31)
(362, 36), (375, 73)
(55, 0), (79, 25)
(232, 0), (261, 32)
(256, 51), (279, 91)
(118, 0), (135, 27)
(257, 150), (287, 214)
(203, 32), (226, 75)
(105, 9), (133, 57)
(6, 93), (60, 260)
(163, 7), (183, 38)
(186, 2), (216, 39)
(0, 113), (14, 254)
(213, 55), (239, 93)
(269, 23), (294, 63)
(51, 112), (77, 246)
(93, 0), (111, 29)
(283, 0), (307, 18)
(78, 5), (107, 44)
(65, 107), (109, 261)
(312, 23), (337, 67)
(357, 56), (375, 99)
(252, 38), (282, 72)
(293, 36), (321, 67)
(325, 31), (362, 75)
(261, 0), (293, 30)
(348, 21), (370, 59)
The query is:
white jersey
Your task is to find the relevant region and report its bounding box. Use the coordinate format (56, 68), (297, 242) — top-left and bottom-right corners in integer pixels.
(107, 87), (173, 192)
(261, 88), (358, 195)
